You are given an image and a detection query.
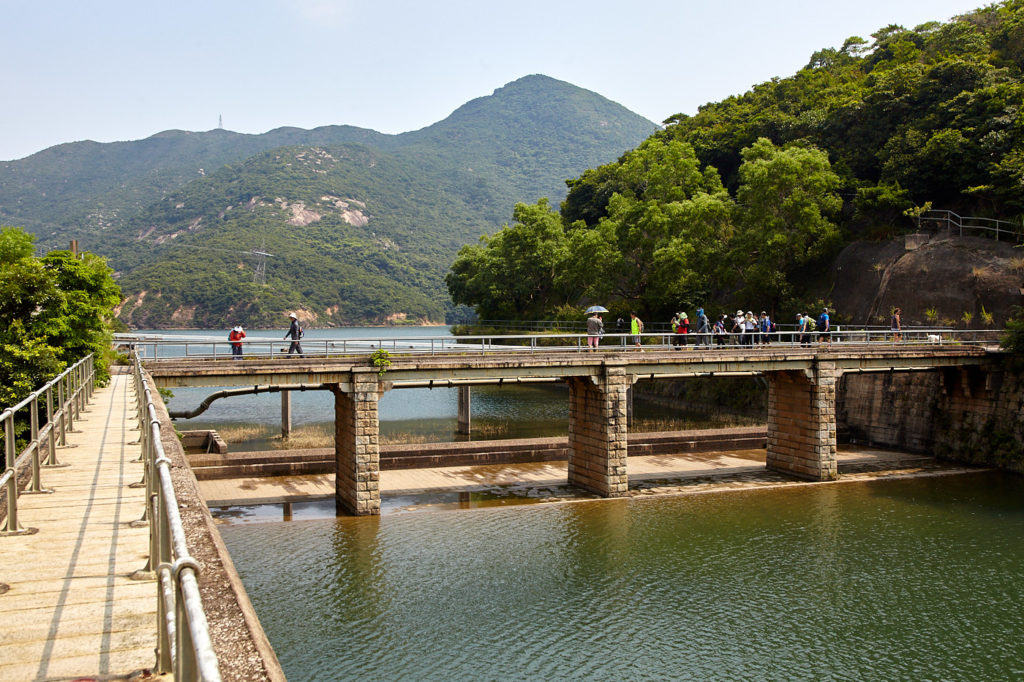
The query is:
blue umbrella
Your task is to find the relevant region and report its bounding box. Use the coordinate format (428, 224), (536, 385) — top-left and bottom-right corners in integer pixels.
(585, 305), (609, 314)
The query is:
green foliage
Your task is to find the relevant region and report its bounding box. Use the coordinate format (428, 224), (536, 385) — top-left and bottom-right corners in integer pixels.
(1002, 307), (1024, 353)
(370, 349), (391, 377)
(467, 3), (1024, 324)
(0, 227), (121, 409)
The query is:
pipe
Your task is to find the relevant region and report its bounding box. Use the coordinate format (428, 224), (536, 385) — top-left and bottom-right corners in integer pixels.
(168, 384), (328, 419)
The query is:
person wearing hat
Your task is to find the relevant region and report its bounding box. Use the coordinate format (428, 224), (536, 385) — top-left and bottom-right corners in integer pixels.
(284, 312), (304, 357)
(228, 325), (246, 359)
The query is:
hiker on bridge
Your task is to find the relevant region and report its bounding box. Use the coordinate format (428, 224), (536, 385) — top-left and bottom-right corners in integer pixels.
(284, 313), (304, 357)
(228, 325), (246, 359)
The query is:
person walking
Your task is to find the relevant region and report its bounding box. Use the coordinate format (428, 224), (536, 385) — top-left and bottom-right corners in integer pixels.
(818, 307), (831, 344)
(731, 310), (745, 345)
(586, 312), (604, 351)
(798, 313), (813, 346)
(630, 312), (644, 351)
(284, 312), (304, 357)
(228, 325), (246, 359)
(891, 307), (902, 342)
(758, 312), (771, 345)
(743, 311), (757, 346)
(672, 312), (689, 349)
(696, 308), (711, 347)
(713, 314), (727, 347)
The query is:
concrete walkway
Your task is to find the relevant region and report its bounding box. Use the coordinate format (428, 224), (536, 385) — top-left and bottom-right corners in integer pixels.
(0, 373), (161, 681)
(196, 446), (937, 507)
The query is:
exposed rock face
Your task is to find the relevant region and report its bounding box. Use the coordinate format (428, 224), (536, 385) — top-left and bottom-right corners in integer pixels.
(830, 234), (1023, 327)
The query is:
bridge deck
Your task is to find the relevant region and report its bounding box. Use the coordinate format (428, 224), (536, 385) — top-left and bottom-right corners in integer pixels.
(0, 373), (160, 680)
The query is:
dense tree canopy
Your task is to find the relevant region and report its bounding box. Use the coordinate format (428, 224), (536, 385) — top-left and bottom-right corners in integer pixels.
(449, 1), (1024, 324)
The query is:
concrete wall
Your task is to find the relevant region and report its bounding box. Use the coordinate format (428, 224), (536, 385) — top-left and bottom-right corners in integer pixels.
(838, 361), (1024, 472)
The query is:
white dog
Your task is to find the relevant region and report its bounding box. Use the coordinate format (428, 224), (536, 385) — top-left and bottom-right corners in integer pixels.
(927, 334), (942, 344)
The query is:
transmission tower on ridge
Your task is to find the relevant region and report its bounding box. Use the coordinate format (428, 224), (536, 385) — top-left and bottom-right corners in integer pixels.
(251, 243), (274, 285)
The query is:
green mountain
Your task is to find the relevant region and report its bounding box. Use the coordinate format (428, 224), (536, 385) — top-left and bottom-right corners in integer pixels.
(0, 75), (656, 327)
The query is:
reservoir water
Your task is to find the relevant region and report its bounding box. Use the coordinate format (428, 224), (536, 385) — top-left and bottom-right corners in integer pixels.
(146, 328), (1024, 678)
(219, 471), (1024, 681)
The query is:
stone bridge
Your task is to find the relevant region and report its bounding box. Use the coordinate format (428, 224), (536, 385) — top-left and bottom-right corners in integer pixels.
(144, 345), (994, 515)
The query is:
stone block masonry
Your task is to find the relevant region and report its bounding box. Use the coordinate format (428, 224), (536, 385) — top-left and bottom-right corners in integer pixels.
(839, 361), (1024, 472)
(566, 365), (631, 496)
(766, 363), (839, 481)
(331, 369), (384, 515)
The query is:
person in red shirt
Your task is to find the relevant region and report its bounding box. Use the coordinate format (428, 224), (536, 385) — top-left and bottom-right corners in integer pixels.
(228, 325), (246, 359)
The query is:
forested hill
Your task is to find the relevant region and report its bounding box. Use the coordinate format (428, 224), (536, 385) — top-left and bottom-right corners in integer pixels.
(0, 75), (657, 327)
(449, 1), (1024, 327)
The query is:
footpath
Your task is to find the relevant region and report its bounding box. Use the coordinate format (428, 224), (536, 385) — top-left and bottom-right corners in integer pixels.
(0, 374), (162, 681)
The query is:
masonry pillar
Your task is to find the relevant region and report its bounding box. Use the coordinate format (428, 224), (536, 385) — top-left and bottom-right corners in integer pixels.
(457, 386), (471, 435)
(766, 361), (840, 481)
(566, 365), (631, 497)
(330, 370), (387, 516)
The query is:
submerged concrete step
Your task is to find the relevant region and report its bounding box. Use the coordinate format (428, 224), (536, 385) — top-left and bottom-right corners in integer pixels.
(187, 427), (769, 479)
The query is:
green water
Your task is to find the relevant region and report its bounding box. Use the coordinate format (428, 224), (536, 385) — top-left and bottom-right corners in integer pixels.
(219, 472), (1024, 681)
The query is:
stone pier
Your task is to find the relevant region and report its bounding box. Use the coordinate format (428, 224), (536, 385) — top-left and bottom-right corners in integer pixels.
(566, 365), (630, 496)
(766, 362), (839, 481)
(331, 370), (386, 515)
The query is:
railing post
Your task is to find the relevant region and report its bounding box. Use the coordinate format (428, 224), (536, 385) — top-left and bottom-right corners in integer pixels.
(25, 395), (51, 494)
(43, 385), (59, 466)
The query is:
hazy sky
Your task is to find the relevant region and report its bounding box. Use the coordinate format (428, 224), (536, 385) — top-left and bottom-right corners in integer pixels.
(1, 0), (988, 161)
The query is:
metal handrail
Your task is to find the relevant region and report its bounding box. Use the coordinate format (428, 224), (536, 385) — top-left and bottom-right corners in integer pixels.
(1, 354), (95, 534)
(130, 355), (222, 681)
(121, 327), (1003, 362)
(918, 209), (1023, 243)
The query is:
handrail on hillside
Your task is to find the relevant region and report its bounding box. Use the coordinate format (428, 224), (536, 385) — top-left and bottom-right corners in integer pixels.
(918, 209), (1023, 243)
(1, 354), (94, 535)
(130, 354), (222, 681)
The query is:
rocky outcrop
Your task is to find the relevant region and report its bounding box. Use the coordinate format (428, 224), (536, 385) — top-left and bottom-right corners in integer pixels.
(830, 234), (1023, 327)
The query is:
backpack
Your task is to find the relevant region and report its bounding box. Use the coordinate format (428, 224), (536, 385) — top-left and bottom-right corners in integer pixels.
(806, 317), (816, 332)
(769, 320), (777, 333)
(298, 325), (304, 339)
(818, 313), (828, 329)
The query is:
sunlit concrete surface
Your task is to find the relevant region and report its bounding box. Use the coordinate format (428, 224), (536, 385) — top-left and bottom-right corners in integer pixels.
(196, 446), (944, 507)
(0, 374), (164, 681)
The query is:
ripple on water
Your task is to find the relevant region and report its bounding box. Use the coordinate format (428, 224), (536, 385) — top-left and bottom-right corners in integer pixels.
(219, 472), (1024, 681)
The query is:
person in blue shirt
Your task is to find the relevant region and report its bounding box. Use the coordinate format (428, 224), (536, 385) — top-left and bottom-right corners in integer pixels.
(817, 308), (831, 344)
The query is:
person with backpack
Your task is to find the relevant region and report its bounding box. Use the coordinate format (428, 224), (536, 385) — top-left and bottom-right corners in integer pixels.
(285, 312), (304, 357)
(671, 311), (689, 349)
(228, 325), (246, 359)
(713, 314), (727, 347)
(797, 313), (814, 346)
(818, 307), (831, 344)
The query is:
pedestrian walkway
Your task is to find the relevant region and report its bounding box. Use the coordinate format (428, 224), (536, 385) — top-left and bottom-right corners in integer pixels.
(0, 373), (161, 681)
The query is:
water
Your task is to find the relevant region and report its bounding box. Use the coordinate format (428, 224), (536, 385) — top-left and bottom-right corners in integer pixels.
(219, 471), (1024, 681)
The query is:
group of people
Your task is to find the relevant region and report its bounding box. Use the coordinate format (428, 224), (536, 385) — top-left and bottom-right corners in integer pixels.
(585, 307), (837, 350)
(226, 312), (305, 359)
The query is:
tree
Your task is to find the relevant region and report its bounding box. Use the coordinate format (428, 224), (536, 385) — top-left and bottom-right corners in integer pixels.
(0, 228), (121, 409)
(730, 139), (842, 311)
(446, 199), (571, 319)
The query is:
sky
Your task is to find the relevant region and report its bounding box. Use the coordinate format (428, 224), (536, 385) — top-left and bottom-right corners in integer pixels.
(0, 0), (991, 161)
